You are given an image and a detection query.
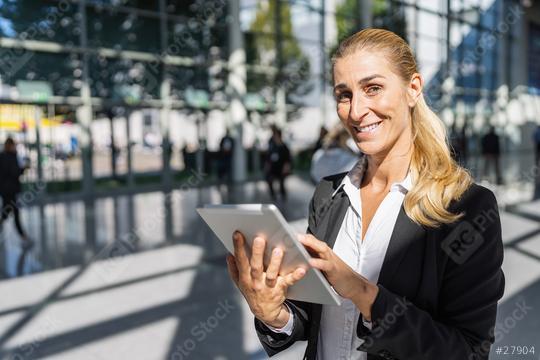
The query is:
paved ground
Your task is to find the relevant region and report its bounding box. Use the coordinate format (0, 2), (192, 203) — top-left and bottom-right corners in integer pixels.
(0, 175), (539, 359)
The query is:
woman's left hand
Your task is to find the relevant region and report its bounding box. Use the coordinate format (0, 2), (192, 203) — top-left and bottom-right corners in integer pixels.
(299, 234), (379, 321)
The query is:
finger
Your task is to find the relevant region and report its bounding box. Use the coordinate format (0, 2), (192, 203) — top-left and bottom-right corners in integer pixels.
(265, 247), (284, 287)
(226, 255), (240, 285)
(233, 231), (251, 277)
(308, 258), (333, 272)
(250, 237), (266, 280)
(283, 267), (307, 287)
(298, 234), (330, 258)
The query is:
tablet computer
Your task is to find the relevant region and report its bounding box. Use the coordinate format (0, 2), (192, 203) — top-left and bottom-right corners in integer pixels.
(197, 204), (342, 306)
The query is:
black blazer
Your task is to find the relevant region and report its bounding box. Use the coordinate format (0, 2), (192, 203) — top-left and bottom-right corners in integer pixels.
(254, 172), (505, 360)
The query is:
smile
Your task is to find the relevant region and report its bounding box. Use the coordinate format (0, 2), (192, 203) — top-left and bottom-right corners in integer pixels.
(353, 121), (382, 133)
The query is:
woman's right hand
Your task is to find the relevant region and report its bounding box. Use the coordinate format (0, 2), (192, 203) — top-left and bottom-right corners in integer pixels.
(226, 230), (307, 328)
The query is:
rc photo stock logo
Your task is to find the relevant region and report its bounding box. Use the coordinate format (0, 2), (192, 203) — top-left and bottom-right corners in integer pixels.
(441, 221), (485, 265)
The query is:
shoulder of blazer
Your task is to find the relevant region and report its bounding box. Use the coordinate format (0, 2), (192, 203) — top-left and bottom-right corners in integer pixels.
(447, 182), (498, 217)
(432, 182), (501, 268)
(434, 182), (503, 289)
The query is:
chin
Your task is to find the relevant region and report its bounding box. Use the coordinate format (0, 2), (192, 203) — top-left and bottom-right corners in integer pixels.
(355, 141), (386, 156)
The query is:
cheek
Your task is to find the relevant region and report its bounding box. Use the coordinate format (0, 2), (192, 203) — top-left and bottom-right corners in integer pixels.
(378, 94), (409, 125)
(336, 103), (350, 120)
(376, 93), (402, 115)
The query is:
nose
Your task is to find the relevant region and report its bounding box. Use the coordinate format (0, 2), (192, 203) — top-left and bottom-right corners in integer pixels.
(349, 93), (369, 122)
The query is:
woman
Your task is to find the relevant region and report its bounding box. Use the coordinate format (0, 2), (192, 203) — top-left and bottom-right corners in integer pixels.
(226, 29), (504, 360)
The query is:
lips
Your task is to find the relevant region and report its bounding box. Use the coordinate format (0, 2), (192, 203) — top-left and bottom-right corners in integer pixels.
(352, 121), (382, 134)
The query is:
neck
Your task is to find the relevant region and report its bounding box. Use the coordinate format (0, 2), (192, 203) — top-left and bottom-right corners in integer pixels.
(363, 131), (414, 192)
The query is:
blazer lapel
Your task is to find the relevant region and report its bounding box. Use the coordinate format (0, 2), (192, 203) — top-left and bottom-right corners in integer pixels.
(377, 205), (425, 287)
(324, 192), (350, 249)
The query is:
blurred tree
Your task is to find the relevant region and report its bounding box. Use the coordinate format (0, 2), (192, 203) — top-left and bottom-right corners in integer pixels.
(245, 0), (312, 113)
(334, 0), (408, 49)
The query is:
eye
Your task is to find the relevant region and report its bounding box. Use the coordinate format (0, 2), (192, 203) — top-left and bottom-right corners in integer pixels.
(335, 92), (352, 103)
(365, 85), (382, 96)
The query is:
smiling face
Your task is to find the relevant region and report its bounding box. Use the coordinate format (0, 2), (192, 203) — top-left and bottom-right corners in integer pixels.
(333, 49), (422, 158)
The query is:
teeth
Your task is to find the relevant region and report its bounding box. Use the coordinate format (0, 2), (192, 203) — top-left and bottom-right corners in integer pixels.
(355, 122), (381, 133)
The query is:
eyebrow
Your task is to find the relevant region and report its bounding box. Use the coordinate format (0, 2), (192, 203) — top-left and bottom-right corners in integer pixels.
(333, 74), (386, 92)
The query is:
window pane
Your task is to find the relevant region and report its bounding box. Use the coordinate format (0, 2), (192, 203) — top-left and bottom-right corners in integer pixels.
(167, 65), (209, 100)
(167, 20), (228, 58)
(288, 2), (321, 43)
(87, 0), (159, 12)
(89, 56), (161, 100)
(0, 50), (81, 97)
(87, 8), (161, 53)
(0, 0), (80, 45)
(166, 0), (228, 17)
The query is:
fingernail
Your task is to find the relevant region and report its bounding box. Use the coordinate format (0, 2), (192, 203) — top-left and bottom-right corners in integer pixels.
(273, 248), (281, 256)
(232, 230), (240, 240)
(298, 268), (305, 275)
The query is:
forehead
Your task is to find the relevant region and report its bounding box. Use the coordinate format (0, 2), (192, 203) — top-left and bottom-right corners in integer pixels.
(333, 50), (397, 83)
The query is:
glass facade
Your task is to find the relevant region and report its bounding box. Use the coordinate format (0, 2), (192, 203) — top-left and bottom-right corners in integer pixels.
(0, 0), (538, 192)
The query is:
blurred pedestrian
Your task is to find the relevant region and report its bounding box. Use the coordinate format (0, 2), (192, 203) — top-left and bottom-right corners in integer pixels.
(264, 127), (291, 201)
(218, 129), (234, 183)
(450, 124), (467, 166)
(313, 126), (328, 152)
(0, 137), (33, 249)
(534, 124), (540, 167)
(310, 123), (360, 184)
(481, 126), (503, 185)
(70, 134), (79, 155)
(181, 143), (197, 171)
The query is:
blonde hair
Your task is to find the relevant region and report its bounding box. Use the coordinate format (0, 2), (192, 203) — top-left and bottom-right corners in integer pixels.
(332, 28), (473, 227)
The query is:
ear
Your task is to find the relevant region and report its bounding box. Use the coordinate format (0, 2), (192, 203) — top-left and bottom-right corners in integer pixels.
(406, 73), (423, 108)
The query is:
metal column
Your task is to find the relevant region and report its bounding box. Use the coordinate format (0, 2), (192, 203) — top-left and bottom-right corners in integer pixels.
(320, 0), (327, 131)
(125, 109), (134, 188)
(358, 0), (373, 29)
(159, 0), (172, 189)
(228, 0), (247, 183)
(78, 0), (94, 195)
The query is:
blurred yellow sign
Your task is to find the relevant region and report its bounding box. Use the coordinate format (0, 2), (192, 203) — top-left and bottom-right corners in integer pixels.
(0, 104), (63, 130)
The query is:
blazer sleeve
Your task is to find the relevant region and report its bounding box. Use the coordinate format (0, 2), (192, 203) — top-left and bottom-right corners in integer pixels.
(253, 190), (318, 356)
(356, 186), (505, 360)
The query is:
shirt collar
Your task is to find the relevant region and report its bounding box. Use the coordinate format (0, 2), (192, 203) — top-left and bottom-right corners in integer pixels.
(331, 155), (366, 198)
(392, 171), (412, 194)
(331, 155), (413, 199)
